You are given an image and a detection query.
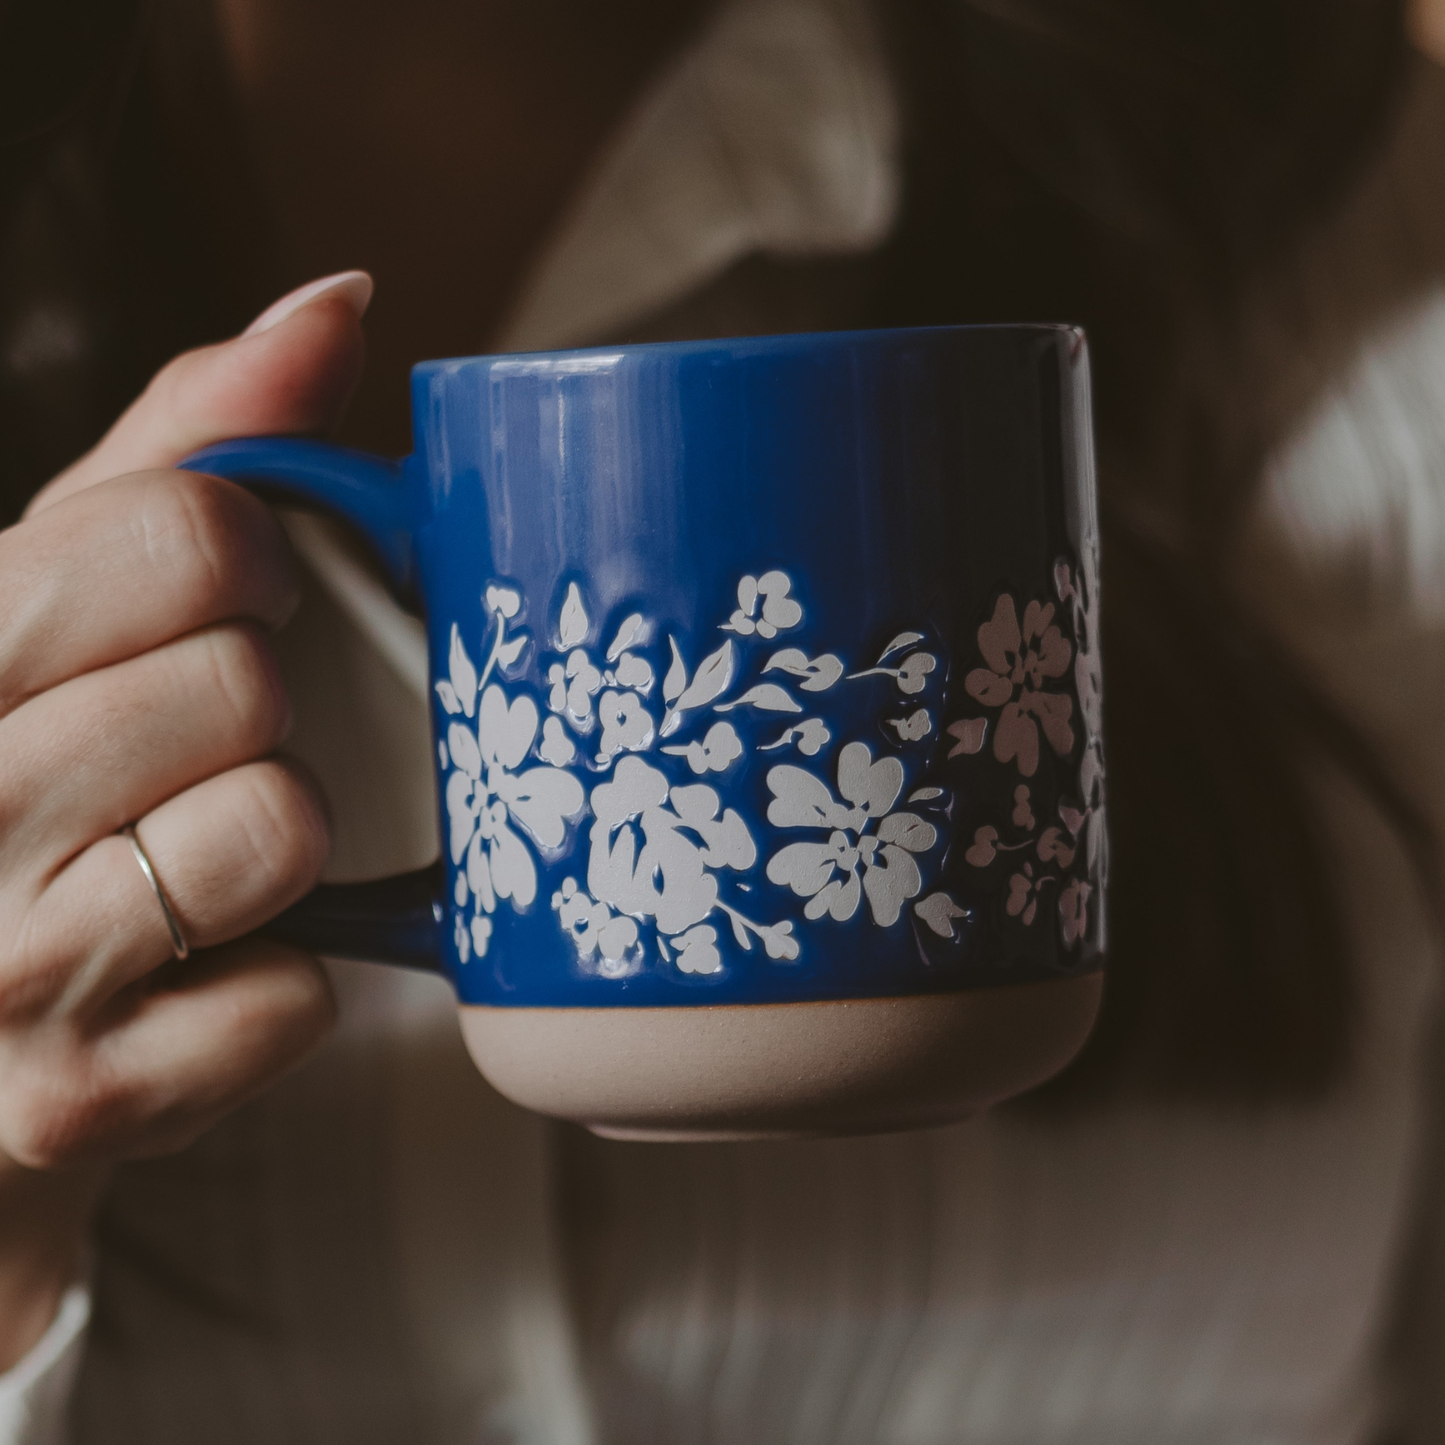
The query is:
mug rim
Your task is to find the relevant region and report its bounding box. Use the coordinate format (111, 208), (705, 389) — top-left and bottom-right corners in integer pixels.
(410, 320), (1087, 381)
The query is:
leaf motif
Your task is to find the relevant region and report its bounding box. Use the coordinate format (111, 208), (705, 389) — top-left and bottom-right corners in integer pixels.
(496, 635), (528, 669)
(878, 631), (923, 662)
(798, 655), (843, 691)
(915, 893), (967, 940)
(763, 648), (843, 692)
(663, 636), (688, 704)
(607, 613), (645, 662)
(715, 683), (802, 714)
(558, 582), (589, 649)
(448, 624), (477, 717)
(434, 680), (461, 715)
(448, 721), (482, 781)
(947, 718), (988, 756)
(1059, 804), (1087, 836)
(675, 639), (735, 711)
(764, 647), (809, 675)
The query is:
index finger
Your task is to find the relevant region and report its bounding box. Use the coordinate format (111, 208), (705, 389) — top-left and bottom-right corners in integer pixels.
(0, 469), (299, 720)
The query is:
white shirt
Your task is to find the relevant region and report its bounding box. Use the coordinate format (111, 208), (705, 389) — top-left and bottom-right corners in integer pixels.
(5, 3), (1444, 1441)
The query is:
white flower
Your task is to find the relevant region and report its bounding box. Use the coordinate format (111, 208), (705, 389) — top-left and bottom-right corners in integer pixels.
(765, 742), (937, 926)
(470, 914), (494, 957)
(674, 925), (722, 975)
(758, 718), (831, 755)
(552, 877), (639, 973)
(447, 682), (585, 914)
(596, 689), (655, 764)
(915, 892), (967, 939)
(894, 652), (936, 694)
(722, 571), (802, 638)
(662, 720), (743, 775)
(613, 653), (654, 691)
(547, 649), (604, 723)
(606, 614), (645, 661)
(887, 708), (933, 742)
(538, 716), (576, 767)
(763, 647), (843, 692)
(587, 756), (755, 936)
(848, 646), (937, 695)
(485, 585), (521, 619)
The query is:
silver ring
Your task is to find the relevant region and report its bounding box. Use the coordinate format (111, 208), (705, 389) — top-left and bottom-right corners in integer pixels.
(121, 825), (190, 961)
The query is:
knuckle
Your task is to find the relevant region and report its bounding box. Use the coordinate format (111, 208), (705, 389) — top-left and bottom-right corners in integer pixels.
(136, 470), (243, 611)
(2, 1063), (129, 1170)
(280, 964), (338, 1050)
(249, 952), (338, 1046)
(0, 923), (62, 1026)
(197, 625), (289, 751)
(132, 470), (297, 627)
(232, 764), (331, 899)
(140, 344), (229, 444)
(142, 344), (203, 413)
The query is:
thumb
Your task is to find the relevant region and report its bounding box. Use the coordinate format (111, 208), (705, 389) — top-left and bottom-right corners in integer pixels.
(30, 271), (373, 515)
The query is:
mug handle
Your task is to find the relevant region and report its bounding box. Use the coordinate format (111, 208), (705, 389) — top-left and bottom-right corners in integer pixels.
(182, 437), (445, 974)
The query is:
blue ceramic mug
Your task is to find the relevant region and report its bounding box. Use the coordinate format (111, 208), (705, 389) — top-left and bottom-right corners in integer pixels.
(189, 324), (1106, 1139)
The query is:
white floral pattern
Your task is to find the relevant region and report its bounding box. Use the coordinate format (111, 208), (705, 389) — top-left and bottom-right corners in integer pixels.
(721, 571), (802, 638)
(552, 877), (639, 977)
(431, 562), (1108, 979)
(436, 593), (586, 962)
(944, 560), (1105, 951)
(765, 743), (937, 927)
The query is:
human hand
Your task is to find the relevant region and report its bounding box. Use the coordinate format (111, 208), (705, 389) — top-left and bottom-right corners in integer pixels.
(0, 272), (372, 1369)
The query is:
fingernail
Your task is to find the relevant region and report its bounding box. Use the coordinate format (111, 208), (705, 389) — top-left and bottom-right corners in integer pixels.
(244, 271), (374, 336)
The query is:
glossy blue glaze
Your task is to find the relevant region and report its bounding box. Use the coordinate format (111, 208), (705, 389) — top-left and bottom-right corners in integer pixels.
(187, 325), (1105, 1007)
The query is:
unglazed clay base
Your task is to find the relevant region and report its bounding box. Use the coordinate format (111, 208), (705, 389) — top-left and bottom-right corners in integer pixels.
(459, 973), (1102, 1141)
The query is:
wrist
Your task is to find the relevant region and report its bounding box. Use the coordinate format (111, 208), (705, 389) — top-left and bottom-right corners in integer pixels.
(0, 1153), (105, 1372)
